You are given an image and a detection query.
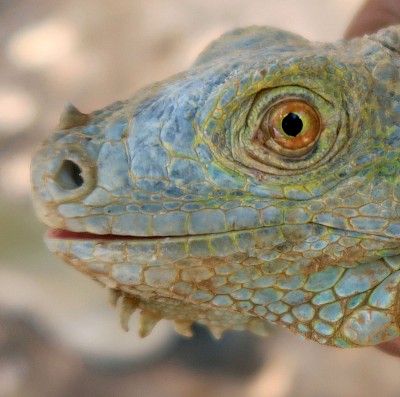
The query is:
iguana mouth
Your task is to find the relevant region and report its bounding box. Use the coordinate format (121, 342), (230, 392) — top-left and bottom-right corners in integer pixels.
(48, 228), (145, 240)
(47, 228), (240, 241)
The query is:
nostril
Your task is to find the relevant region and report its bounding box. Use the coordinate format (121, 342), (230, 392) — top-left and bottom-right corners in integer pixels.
(55, 160), (84, 190)
(31, 144), (95, 204)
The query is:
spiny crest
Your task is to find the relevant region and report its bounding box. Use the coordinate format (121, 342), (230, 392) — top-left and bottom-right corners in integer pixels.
(109, 289), (269, 340)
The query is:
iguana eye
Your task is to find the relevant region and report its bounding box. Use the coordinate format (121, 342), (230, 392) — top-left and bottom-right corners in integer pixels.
(258, 99), (321, 155)
(202, 83), (343, 175)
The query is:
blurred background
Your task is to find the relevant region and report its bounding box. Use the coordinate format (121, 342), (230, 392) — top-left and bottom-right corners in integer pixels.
(2, 0), (400, 396)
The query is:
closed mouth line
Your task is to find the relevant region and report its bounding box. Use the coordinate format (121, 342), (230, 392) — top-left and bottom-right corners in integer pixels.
(47, 229), (162, 241)
(47, 224), (398, 243)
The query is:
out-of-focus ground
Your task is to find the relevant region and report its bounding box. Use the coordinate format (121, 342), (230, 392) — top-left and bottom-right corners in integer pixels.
(2, 1), (400, 396)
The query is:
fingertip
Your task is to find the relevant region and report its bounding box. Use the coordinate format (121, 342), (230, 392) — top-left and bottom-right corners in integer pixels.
(375, 337), (400, 358)
(345, 0), (400, 39)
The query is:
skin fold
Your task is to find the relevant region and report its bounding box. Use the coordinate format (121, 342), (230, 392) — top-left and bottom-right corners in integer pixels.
(31, 21), (400, 348)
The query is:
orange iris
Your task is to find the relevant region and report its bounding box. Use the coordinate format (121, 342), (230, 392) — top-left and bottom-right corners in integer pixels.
(260, 99), (321, 150)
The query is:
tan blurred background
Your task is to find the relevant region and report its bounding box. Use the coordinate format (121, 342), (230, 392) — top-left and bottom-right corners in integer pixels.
(2, 1), (400, 396)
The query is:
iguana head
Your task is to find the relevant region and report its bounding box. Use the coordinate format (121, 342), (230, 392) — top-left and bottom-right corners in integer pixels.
(31, 26), (400, 346)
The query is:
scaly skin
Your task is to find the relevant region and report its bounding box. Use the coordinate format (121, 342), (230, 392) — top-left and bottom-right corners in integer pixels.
(31, 26), (400, 347)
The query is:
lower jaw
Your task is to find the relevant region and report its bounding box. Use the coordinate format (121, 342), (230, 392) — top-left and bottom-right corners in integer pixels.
(46, 228), (400, 350)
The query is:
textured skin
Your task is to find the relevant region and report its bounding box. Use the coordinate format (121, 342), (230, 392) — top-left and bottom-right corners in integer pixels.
(31, 26), (400, 347)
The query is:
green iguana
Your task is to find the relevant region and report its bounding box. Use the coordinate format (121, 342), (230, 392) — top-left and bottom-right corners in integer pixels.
(31, 25), (400, 348)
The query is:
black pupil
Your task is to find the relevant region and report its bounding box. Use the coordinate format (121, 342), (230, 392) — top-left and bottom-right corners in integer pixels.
(282, 113), (303, 137)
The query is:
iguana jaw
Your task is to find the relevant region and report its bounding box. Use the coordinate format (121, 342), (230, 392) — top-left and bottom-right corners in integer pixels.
(45, 224), (400, 347)
(47, 228), (273, 339)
